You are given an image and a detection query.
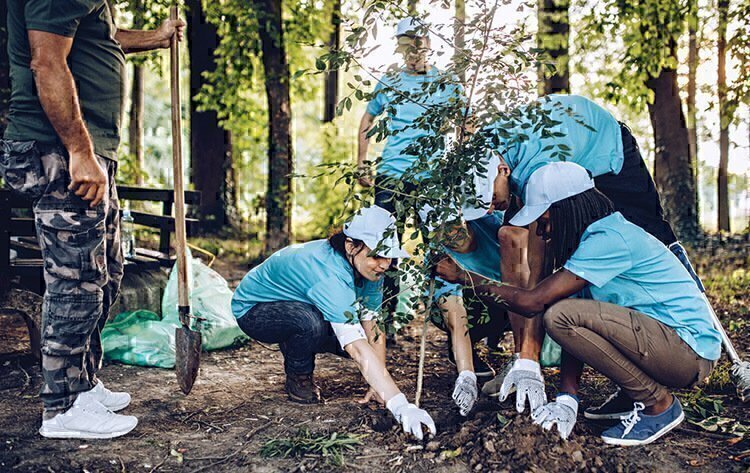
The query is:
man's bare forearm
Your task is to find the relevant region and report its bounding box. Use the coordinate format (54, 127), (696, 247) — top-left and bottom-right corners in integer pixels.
(33, 62), (93, 155)
(115, 28), (166, 53)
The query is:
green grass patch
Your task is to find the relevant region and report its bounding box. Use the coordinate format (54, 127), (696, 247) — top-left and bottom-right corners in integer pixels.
(260, 429), (363, 467)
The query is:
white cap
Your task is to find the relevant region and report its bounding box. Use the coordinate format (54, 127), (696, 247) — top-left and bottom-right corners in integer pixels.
(463, 150), (501, 220)
(396, 17), (429, 38)
(418, 150), (499, 230)
(344, 206), (410, 259)
(509, 162), (595, 227)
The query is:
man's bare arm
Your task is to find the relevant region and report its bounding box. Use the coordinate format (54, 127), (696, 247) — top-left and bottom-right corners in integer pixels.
(115, 19), (185, 54)
(28, 30), (106, 206)
(356, 112), (375, 187)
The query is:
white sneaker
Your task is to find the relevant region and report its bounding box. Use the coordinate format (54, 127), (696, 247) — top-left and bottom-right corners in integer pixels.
(39, 395), (138, 439)
(81, 381), (131, 411)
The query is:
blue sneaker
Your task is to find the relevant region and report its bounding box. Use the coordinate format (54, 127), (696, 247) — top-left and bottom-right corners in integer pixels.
(600, 397), (684, 446)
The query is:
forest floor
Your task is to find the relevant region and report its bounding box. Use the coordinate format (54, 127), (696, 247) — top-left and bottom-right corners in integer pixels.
(0, 236), (748, 472)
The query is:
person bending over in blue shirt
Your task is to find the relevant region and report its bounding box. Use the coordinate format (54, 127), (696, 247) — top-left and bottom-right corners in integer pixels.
(481, 94), (701, 411)
(437, 163), (720, 446)
(231, 206), (436, 440)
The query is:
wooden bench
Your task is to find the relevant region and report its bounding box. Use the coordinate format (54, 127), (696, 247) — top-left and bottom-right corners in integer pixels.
(0, 185), (201, 358)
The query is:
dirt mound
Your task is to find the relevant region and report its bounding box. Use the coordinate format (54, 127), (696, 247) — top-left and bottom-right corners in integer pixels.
(443, 409), (629, 472)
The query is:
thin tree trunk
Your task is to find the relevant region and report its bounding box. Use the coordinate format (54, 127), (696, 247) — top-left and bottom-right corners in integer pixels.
(128, 0), (145, 185)
(323, 0), (341, 124)
(537, 0), (570, 95)
(187, 0), (234, 230)
(647, 61), (700, 243)
(717, 0), (730, 232)
(687, 0), (699, 223)
(254, 0), (293, 253)
(408, 0), (418, 16)
(454, 0), (466, 83)
(0, 0), (9, 136)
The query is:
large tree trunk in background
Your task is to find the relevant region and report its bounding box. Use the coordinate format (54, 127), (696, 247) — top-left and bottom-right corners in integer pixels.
(686, 0), (699, 224)
(0, 0), (10, 135)
(323, 0), (340, 124)
(646, 64), (700, 243)
(128, 0), (145, 185)
(254, 0), (293, 253)
(537, 0), (570, 95)
(187, 0), (235, 231)
(717, 0), (730, 232)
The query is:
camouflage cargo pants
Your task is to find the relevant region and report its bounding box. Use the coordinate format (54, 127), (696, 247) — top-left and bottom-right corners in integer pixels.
(0, 140), (123, 412)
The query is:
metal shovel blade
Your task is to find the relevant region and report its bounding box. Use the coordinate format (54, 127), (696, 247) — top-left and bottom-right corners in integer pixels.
(175, 324), (201, 395)
(731, 361), (750, 403)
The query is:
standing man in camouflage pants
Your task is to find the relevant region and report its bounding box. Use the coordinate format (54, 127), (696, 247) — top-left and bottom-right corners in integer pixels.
(0, 1), (184, 439)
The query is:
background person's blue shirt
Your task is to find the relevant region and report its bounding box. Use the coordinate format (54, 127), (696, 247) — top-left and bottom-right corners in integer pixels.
(231, 240), (383, 324)
(486, 94), (624, 197)
(367, 66), (465, 178)
(434, 211), (503, 300)
(563, 212), (721, 361)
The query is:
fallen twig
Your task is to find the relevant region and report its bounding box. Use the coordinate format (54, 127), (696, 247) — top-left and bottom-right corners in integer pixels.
(187, 420), (273, 473)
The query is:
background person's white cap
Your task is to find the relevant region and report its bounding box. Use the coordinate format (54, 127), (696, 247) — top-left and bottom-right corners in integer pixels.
(344, 206), (410, 259)
(396, 17), (429, 38)
(509, 162), (595, 227)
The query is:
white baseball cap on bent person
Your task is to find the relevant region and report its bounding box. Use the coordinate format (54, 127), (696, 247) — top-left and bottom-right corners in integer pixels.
(509, 161), (595, 227)
(417, 150), (502, 228)
(396, 17), (429, 38)
(344, 206), (410, 259)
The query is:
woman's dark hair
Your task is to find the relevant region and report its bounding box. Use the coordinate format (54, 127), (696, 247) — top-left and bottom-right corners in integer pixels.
(544, 188), (615, 276)
(328, 231), (367, 284)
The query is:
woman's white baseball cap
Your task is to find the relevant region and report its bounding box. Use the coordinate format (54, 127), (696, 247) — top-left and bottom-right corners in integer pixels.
(344, 206), (410, 259)
(509, 161), (595, 227)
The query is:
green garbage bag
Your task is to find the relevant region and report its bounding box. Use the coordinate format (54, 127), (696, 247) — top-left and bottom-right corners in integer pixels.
(540, 334), (562, 367)
(102, 253), (248, 368)
(101, 310), (178, 368)
(161, 254), (248, 351)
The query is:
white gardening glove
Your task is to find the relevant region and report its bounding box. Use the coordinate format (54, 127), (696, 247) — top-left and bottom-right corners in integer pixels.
(452, 371), (478, 416)
(387, 393), (437, 441)
(531, 394), (579, 440)
(498, 358), (547, 413)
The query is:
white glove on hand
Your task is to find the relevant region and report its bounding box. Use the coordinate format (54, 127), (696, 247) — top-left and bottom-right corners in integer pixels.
(452, 371), (478, 416)
(387, 393), (437, 441)
(498, 358), (547, 413)
(531, 394), (579, 440)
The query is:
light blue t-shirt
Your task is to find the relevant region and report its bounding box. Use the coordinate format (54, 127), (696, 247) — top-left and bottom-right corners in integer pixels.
(563, 213), (721, 361)
(367, 67), (465, 178)
(487, 94), (624, 196)
(435, 211), (504, 300)
(231, 240), (383, 324)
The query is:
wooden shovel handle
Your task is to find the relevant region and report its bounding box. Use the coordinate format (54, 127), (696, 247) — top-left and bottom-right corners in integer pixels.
(170, 5), (190, 311)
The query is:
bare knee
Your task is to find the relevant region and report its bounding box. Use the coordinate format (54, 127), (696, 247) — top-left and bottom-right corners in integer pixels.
(498, 225), (527, 252)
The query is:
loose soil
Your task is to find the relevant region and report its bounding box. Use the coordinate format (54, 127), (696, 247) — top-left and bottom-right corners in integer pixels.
(1, 245), (748, 473)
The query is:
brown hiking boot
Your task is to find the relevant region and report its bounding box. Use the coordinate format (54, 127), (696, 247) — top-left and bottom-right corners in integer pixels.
(285, 373), (321, 404)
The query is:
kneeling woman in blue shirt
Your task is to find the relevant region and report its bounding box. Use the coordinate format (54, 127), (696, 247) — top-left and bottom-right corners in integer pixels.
(232, 206), (436, 440)
(437, 162), (720, 446)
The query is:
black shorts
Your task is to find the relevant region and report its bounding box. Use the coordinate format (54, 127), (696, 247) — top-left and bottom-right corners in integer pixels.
(594, 123), (677, 246)
(431, 293), (510, 343)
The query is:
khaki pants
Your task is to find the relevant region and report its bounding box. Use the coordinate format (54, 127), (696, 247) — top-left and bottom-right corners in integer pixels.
(544, 299), (715, 406)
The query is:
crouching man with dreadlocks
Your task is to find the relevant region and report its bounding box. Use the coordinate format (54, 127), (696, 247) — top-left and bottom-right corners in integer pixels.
(437, 163), (720, 446)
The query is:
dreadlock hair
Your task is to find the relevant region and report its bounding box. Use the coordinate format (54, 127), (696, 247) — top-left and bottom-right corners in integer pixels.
(544, 188), (616, 276)
(328, 231), (367, 286)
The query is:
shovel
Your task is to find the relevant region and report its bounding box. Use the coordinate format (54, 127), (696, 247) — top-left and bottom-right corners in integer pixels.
(169, 5), (201, 395)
